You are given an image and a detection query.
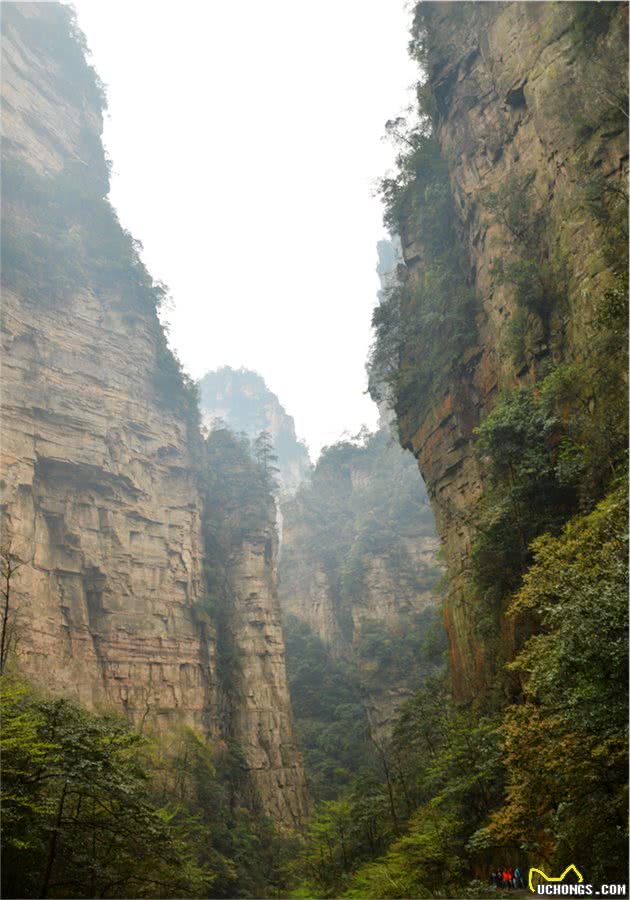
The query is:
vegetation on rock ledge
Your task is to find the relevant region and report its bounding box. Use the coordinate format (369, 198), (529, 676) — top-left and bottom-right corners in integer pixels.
(368, 121), (476, 430)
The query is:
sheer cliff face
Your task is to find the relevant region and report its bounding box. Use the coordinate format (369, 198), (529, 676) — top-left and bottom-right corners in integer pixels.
(279, 430), (443, 737)
(1, 4), (211, 729)
(221, 509), (309, 823)
(281, 525), (440, 739)
(0, 4), (306, 826)
(281, 524), (439, 660)
(398, 2), (628, 698)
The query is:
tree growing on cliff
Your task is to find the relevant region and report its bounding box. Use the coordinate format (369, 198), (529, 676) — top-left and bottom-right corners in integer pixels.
(0, 539), (24, 674)
(253, 430), (280, 495)
(368, 119), (476, 426)
(471, 387), (581, 612)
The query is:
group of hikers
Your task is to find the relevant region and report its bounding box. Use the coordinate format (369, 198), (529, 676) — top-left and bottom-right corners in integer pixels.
(490, 866), (525, 890)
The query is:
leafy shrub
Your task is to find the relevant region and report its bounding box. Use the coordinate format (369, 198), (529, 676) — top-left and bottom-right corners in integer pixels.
(483, 173), (567, 348)
(1, 676), (295, 899)
(489, 485), (628, 882)
(1, 678), (212, 898)
(471, 386), (580, 609)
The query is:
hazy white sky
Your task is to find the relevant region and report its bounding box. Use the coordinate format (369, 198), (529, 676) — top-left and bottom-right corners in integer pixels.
(72, 0), (417, 457)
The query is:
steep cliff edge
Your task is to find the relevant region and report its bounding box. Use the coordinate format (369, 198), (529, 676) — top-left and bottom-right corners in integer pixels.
(0, 3), (306, 826)
(203, 427), (309, 824)
(287, 7), (627, 889)
(1, 2), (211, 731)
(373, 2), (628, 698)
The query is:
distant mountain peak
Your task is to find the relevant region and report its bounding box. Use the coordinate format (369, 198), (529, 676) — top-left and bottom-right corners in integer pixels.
(198, 367), (311, 495)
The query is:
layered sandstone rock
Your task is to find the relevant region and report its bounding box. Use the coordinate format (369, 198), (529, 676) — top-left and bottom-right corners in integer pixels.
(221, 507), (309, 823)
(398, 2), (628, 697)
(280, 529), (440, 740)
(1, 3), (211, 729)
(0, 2), (307, 826)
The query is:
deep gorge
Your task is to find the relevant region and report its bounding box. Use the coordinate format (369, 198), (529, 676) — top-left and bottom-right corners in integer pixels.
(1, 2), (627, 898)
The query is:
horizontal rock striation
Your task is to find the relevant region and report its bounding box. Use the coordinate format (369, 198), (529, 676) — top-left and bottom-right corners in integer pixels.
(222, 509), (310, 824)
(0, 2), (307, 826)
(1, 2), (212, 731)
(397, 1), (628, 698)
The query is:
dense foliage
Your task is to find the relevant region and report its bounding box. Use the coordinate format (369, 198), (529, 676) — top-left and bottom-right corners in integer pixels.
(367, 120), (476, 428)
(203, 425), (279, 549)
(1, 677), (293, 899)
(284, 604), (446, 803)
(470, 386), (580, 629)
(470, 245), (628, 648)
(287, 674), (504, 898)
(486, 485), (628, 883)
(282, 615), (372, 801)
(281, 427), (445, 801)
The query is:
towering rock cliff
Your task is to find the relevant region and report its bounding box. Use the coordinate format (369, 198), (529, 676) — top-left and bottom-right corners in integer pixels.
(279, 427), (444, 741)
(202, 426), (309, 823)
(0, 2), (307, 826)
(199, 367), (311, 495)
(376, 1), (628, 698)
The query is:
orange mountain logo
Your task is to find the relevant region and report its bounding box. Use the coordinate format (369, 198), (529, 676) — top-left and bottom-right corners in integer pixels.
(529, 865), (584, 893)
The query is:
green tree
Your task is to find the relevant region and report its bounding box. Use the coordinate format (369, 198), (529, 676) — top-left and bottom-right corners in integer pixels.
(1, 679), (211, 898)
(487, 485), (628, 882)
(369, 125), (476, 427)
(472, 387), (580, 612)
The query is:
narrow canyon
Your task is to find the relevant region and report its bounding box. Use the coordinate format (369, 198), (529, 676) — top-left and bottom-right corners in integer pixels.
(1, 3), (627, 898)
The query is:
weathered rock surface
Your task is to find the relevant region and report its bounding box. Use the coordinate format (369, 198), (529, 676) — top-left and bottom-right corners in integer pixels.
(221, 508), (309, 824)
(1, 3), (211, 730)
(398, 2), (628, 698)
(279, 430), (442, 739)
(0, 3), (307, 826)
(281, 526), (440, 740)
